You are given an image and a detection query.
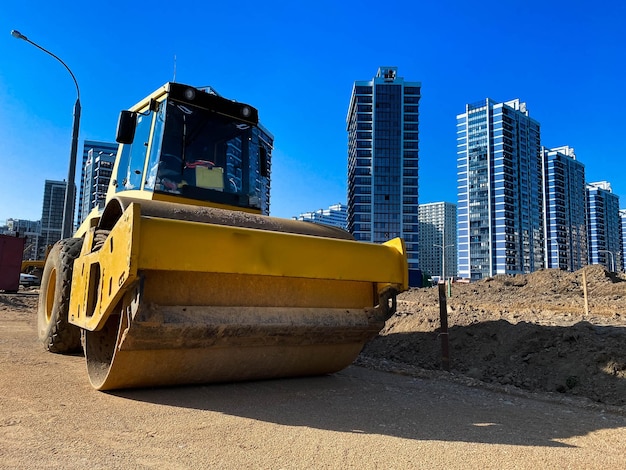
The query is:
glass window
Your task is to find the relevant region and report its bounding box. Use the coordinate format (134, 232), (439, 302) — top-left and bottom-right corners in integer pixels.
(115, 110), (154, 192)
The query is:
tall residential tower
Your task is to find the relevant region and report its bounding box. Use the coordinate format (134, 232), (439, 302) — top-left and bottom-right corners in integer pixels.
(78, 140), (118, 224)
(541, 146), (587, 271)
(619, 209), (626, 272)
(586, 181), (621, 272)
(40, 179), (67, 258)
(347, 67), (421, 271)
(457, 99), (543, 280)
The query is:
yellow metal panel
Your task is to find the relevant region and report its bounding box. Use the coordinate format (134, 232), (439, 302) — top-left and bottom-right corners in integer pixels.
(71, 201), (406, 333)
(73, 208), (101, 238)
(383, 237), (409, 291)
(136, 217), (406, 285)
(70, 204), (141, 331)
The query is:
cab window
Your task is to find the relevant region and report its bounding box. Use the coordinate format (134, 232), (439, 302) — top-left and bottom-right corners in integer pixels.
(115, 111), (154, 192)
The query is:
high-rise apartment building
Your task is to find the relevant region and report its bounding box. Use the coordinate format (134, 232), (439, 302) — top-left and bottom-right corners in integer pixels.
(40, 180), (67, 258)
(78, 140), (118, 224)
(347, 66), (420, 271)
(418, 202), (457, 280)
(457, 98), (543, 280)
(619, 209), (626, 272)
(294, 203), (347, 229)
(541, 146), (587, 271)
(586, 181), (621, 272)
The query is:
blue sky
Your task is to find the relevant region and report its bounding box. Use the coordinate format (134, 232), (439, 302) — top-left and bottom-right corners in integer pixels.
(1, 0), (625, 224)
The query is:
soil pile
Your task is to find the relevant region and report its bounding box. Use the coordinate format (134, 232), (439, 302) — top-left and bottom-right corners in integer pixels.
(360, 265), (626, 408)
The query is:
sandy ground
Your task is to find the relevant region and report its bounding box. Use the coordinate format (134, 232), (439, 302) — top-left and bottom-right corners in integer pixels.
(1, 273), (626, 469)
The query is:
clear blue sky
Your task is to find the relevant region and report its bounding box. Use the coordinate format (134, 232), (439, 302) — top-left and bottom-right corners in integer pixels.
(1, 0), (624, 224)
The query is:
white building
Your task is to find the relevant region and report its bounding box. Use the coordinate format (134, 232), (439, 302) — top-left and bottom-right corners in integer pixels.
(294, 203), (347, 230)
(418, 202), (457, 279)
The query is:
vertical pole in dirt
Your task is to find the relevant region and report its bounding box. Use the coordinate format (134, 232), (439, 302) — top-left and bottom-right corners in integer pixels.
(582, 267), (589, 315)
(438, 282), (450, 371)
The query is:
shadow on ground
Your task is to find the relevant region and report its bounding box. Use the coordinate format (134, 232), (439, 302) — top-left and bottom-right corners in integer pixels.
(113, 362), (626, 448)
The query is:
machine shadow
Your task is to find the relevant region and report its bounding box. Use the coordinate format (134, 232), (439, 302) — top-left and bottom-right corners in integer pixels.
(113, 359), (626, 448)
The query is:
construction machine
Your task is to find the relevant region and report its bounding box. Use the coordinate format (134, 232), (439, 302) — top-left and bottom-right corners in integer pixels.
(21, 245), (52, 281)
(37, 83), (408, 390)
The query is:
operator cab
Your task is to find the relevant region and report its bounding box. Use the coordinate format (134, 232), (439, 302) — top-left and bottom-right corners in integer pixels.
(111, 83), (272, 214)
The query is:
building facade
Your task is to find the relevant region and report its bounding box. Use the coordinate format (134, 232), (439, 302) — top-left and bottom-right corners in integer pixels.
(541, 146), (587, 271)
(40, 180), (67, 258)
(457, 98), (543, 280)
(294, 203), (347, 229)
(78, 140), (118, 224)
(347, 66), (421, 271)
(586, 182), (621, 272)
(619, 209), (626, 272)
(5, 219), (41, 260)
(418, 202), (457, 280)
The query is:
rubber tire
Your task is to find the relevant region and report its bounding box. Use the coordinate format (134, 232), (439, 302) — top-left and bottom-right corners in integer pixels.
(37, 238), (83, 353)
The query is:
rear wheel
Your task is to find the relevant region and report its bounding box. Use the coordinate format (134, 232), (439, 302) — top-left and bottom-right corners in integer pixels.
(37, 238), (83, 353)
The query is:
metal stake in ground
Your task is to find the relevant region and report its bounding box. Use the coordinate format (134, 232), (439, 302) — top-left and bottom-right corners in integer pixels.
(438, 282), (450, 371)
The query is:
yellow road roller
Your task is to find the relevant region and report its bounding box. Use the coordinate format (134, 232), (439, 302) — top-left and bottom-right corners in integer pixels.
(37, 83), (408, 390)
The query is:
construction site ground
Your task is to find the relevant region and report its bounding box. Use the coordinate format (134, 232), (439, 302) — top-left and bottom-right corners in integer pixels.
(1, 265), (625, 469)
(361, 265), (626, 410)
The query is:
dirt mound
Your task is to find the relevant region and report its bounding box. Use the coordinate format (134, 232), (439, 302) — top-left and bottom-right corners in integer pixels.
(0, 290), (38, 312)
(361, 266), (626, 407)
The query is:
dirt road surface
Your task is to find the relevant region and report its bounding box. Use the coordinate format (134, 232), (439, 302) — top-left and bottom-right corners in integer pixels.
(2, 290), (626, 469)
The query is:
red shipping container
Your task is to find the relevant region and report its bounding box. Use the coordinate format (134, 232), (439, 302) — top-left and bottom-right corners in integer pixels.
(0, 234), (26, 292)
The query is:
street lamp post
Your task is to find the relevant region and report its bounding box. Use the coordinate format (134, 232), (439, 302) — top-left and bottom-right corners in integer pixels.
(11, 29), (80, 239)
(433, 224), (454, 283)
(434, 242), (455, 282)
(597, 249), (615, 273)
